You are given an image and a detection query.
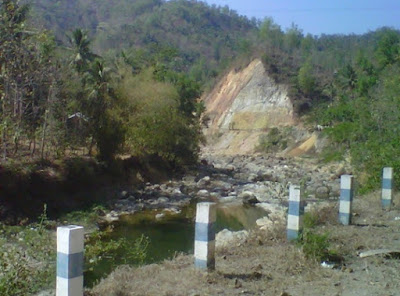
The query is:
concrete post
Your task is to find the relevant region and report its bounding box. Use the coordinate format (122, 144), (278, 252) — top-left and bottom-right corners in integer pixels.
(382, 167), (393, 209)
(339, 175), (354, 225)
(57, 225), (84, 296)
(194, 202), (216, 270)
(287, 185), (304, 241)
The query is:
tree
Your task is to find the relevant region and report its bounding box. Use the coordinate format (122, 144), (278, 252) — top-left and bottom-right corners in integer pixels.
(339, 64), (358, 91)
(84, 60), (124, 160)
(258, 17), (283, 50)
(0, 0), (56, 159)
(284, 23), (303, 52)
(68, 29), (97, 73)
(298, 60), (316, 95)
(375, 28), (400, 68)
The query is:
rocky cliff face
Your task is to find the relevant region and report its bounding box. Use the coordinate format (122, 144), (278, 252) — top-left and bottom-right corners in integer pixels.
(202, 59), (297, 154)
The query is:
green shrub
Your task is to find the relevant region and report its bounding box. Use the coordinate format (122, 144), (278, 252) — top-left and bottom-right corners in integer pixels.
(298, 229), (331, 261)
(0, 224), (56, 295)
(257, 127), (289, 153)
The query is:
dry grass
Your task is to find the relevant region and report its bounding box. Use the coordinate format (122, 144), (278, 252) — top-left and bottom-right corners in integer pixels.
(92, 192), (400, 296)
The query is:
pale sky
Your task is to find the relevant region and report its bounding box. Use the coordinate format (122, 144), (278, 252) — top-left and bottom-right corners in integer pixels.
(202, 0), (400, 36)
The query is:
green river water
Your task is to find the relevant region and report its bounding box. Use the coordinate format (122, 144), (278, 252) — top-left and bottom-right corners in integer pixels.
(85, 203), (268, 287)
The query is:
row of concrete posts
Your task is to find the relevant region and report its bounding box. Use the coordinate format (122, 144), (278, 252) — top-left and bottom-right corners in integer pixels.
(56, 167), (394, 295)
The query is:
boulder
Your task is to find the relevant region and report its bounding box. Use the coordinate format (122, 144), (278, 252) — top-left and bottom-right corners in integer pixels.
(239, 191), (259, 205)
(197, 176), (211, 187)
(197, 189), (210, 198)
(216, 229), (249, 249)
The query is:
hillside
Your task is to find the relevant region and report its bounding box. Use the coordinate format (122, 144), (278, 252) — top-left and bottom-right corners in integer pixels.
(202, 59), (300, 155)
(28, 0), (258, 86)
(1, 0), (399, 190)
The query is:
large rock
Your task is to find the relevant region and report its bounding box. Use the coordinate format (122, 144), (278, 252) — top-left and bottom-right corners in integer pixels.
(216, 229), (249, 249)
(239, 191), (259, 205)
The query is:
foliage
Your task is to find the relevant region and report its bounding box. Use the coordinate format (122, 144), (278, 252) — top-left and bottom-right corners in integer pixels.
(0, 249), (31, 295)
(257, 127), (291, 153)
(298, 59), (316, 95)
(298, 229), (331, 262)
(85, 231), (150, 278)
(118, 67), (202, 165)
(0, 223), (56, 295)
(297, 212), (338, 262)
(2, 0), (400, 191)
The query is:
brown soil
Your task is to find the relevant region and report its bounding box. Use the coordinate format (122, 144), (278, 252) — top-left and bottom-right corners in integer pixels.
(92, 191), (400, 296)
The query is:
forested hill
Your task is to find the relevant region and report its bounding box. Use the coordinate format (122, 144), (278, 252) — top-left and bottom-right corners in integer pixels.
(2, 0), (400, 190)
(29, 0), (258, 84)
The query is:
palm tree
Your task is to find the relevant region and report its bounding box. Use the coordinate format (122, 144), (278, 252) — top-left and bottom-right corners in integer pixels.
(67, 29), (97, 73)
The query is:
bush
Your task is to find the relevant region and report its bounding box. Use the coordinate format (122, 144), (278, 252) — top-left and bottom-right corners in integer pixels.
(298, 229), (331, 261)
(298, 212), (338, 262)
(257, 127), (290, 153)
(0, 224), (56, 295)
(120, 68), (201, 165)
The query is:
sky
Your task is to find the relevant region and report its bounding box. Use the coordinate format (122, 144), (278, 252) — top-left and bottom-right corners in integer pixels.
(202, 0), (400, 36)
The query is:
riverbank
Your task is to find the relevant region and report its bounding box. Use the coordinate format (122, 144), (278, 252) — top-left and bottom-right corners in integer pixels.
(0, 154), (178, 224)
(0, 153), (367, 295)
(93, 190), (400, 296)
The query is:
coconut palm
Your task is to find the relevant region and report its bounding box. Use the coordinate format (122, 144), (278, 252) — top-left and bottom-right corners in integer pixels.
(67, 28), (97, 73)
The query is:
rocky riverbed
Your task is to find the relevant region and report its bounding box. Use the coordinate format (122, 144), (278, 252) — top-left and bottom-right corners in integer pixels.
(103, 154), (352, 230)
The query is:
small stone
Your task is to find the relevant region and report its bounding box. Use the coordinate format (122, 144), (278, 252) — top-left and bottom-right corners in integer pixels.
(157, 197), (169, 203)
(197, 189), (210, 197)
(197, 176), (211, 187)
(155, 213), (165, 220)
(234, 279), (242, 289)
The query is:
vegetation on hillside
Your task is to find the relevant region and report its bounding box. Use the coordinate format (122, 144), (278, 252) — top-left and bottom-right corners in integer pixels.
(1, 0), (400, 191)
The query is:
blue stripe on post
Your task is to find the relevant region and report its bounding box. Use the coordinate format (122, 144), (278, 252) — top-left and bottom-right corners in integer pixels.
(195, 258), (207, 269)
(382, 199), (391, 207)
(195, 257), (215, 269)
(339, 212), (351, 225)
(287, 229), (299, 241)
(288, 201), (300, 216)
(340, 189), (353, 202)
(57, 252), (84, 279)
(288, 201), (304, 216)
(382, 178), (393, 190)
(195, 222), (215, 242)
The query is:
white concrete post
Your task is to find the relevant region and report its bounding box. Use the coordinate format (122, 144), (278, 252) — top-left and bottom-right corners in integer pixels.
(287, 185), (304, 241)
(194, 202), (216, 270)
(57, 225), (84, 296)
(339, 175), (354, 225)
(382, 167), (393, 209)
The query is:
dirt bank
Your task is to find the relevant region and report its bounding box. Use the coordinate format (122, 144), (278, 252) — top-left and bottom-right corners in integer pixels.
(0, 155), (176, 224)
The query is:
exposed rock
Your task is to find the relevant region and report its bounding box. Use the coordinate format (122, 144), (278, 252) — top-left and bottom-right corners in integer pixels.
(202, 59), (294, 155)
(239, 191), (259, 205)
(216, 229), (249, 249)
(197, 176), (211, 187)
(197, 189), (210, 198)
(157, 197), (169, 203)
(155, 213), (165, 220)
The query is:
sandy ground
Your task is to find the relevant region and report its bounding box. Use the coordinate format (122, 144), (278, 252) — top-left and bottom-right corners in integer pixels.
(91, 191), (400, 296)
